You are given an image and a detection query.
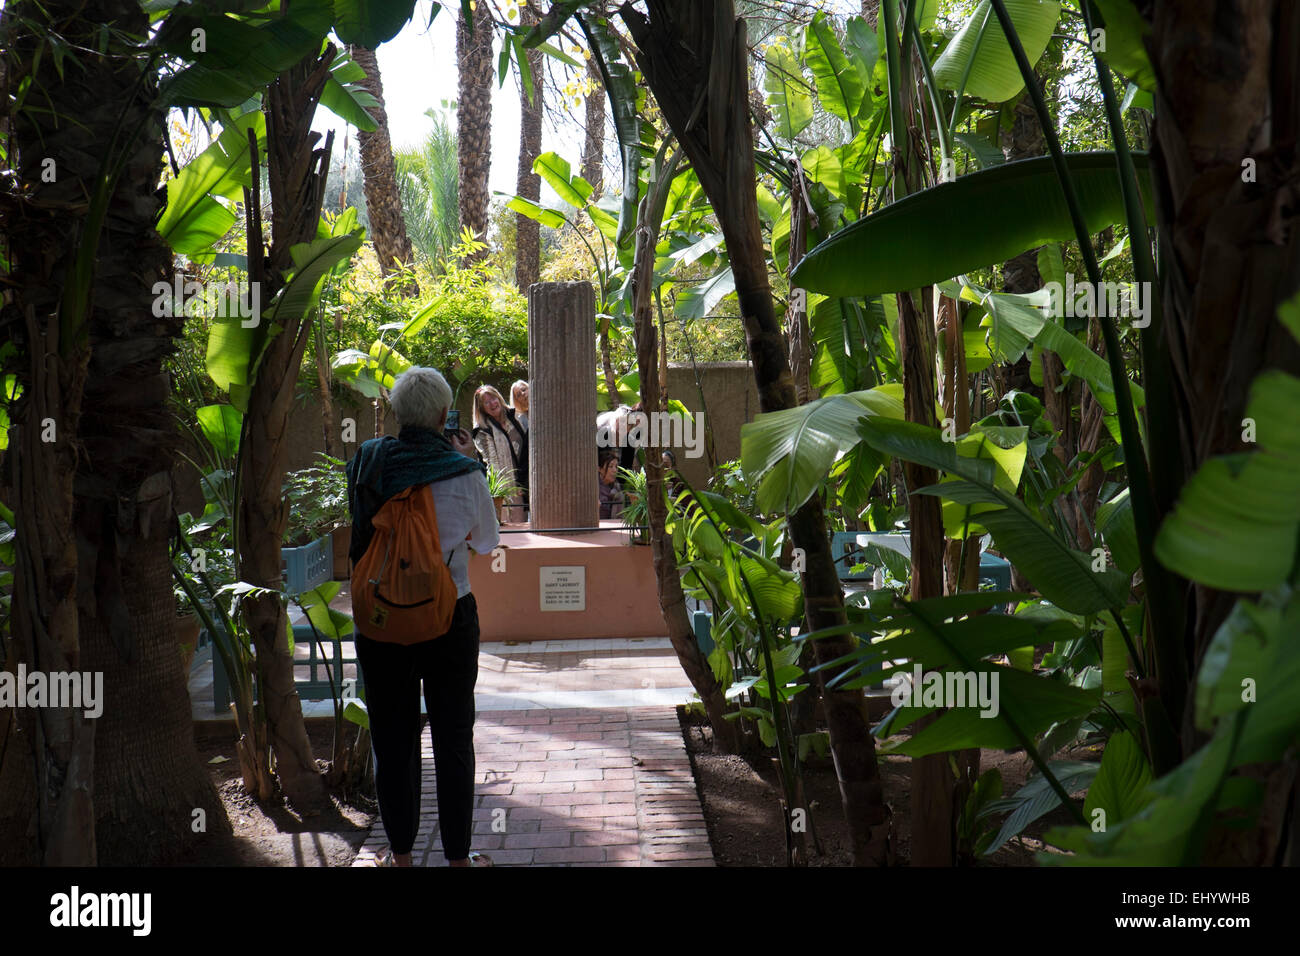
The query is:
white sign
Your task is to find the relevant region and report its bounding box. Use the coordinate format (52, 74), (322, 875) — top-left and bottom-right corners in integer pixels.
(540, 565), (586, 611)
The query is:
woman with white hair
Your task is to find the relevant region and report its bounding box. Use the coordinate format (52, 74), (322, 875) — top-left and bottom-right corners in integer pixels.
(346, 366), (499, 867)
(471, 383), (528, 522)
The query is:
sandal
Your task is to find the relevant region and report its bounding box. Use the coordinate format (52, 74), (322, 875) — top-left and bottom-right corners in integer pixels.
(468, 851), (494, 867)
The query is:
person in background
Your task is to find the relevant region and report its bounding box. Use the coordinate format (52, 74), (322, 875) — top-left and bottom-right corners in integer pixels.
(346, 366), (498, 868)
(509, 380), (530, 431)
(598, 448), (625, 519)
(472, 384), (528, 523)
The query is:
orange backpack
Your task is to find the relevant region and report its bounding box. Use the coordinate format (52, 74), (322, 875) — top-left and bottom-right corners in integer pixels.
(351, 483), (458, 644)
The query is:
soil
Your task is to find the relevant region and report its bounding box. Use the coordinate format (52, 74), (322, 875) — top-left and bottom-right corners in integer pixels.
(175, 720), (376, 867)
(678, 705), (1097, 867)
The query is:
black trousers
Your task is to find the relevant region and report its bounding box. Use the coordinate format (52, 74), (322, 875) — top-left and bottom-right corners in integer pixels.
(355, 593), (480, 860)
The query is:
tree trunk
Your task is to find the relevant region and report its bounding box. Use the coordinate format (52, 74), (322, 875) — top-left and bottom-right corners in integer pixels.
(582, 54), (606, 196)
(0, 0), (148, 866)
(351, 44), (416, 287)
(56, 0), (231, 861)
(236, 48), (342, 812)
(1146, 0), (1300, 862)
(622, 0), (891, 865)
(515, 2), (544, 294)
(457, 1), (494, 258)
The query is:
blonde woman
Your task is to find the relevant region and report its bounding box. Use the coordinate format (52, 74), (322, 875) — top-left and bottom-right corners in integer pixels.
(472, 384), (529, 522)
(509, 380), (530, 431)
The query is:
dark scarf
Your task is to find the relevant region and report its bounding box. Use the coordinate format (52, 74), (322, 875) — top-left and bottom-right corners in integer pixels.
(346, 425), (485, 564)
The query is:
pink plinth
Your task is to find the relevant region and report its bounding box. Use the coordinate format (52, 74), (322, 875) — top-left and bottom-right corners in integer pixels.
(467, 522), (667, 641)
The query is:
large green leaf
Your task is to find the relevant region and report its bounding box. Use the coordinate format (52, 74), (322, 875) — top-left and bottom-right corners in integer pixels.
(933, 0), (1061, 104)
(332, 0), (416, 49)
(886, 665), (1100, 756)
(319, 49), (379, 131)
(159, 3), (331, 108)
(1154, 370), (1300, 592)
(578, 12), (641, 246)
(1090, 0), (1156, 92)
(532, 151), (593, 208)
(918, 480), (1131, 615)
(207, 231), (363, 410)
(764, 40), (813, 141)
(157, 111), (265, 257)
(1095, 488), (1139, 576)
(676, 267), (735, 321)
(793, 152), (1154, 297)
(503, 194), (568, 229)
(195, 404), (243, 459)
(1083, 730), (1153, 825)
(741, 387), (904, 514)
(804, 13), (865, 123)
(981, 760), (1099, 855)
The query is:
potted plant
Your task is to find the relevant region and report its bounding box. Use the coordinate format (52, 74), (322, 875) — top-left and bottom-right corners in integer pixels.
(485, 464), (521, 524)
(172, 582), (202, 677)
(283, 454), (351, 579)
(618, 466), (651, 545)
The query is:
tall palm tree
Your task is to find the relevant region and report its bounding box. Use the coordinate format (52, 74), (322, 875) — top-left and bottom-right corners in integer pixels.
(395, 108), (460, 266)
(351, 44), (416, 283)
(0, 0), (229, 864)
(581, 54), (605, 197)
(515, 1), (544, 293)
(456, 0), (494, 259)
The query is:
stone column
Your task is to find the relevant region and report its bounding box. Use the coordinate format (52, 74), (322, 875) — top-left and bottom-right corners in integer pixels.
(528, 282), (598, 529)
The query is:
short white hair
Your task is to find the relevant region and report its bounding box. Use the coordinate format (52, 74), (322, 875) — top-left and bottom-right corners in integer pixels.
(390, 367), (452, 430)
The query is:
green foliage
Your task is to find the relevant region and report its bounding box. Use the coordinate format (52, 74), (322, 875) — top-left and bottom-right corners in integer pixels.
(331, 232), (528, 395)
(283, 454), (349, 546)
(793, 152), (1155, 297)
(932, 0), (1061, 104)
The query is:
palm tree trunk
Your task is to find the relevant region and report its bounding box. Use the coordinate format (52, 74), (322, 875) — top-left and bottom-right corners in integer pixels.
(1, 0), (132, 866)
(456, 0), (494, 260)
(57, 0), (231, 861)
(622, 0), (891, 865)
(582, 55), (605, 197)
(351, 45), (416, 293)
(515, 2), (544, 293)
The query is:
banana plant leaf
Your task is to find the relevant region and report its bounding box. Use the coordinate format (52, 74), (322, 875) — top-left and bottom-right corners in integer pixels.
(740, 386), (905, 515)
(792, 152), (1154, 297)
(207, 231), (363, 411)
(932, 0), (1061, 104)
(1154, 368), (1300, 592)
(333, 0), (417, 49)
(157, 111), (265, 258)
(320, 49), (380, 132)
(805, 12), (865, 124)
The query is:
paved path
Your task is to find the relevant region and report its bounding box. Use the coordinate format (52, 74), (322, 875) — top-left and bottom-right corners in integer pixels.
(184, 586), (714, 866)
(349, 640), (713, 867)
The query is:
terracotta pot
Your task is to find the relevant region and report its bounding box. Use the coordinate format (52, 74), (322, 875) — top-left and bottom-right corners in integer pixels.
(332, 526), (351, 579)
(176, 611), (201, 676)
(494, 496), (505, 523)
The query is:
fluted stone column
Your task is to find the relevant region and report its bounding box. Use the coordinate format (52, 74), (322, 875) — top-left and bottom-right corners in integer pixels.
(528, 282), (598, 529)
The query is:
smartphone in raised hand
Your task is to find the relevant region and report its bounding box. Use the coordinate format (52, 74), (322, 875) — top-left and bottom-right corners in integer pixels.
(445, 409), (460, 435)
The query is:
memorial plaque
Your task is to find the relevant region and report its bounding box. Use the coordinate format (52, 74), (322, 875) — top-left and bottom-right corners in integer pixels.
(539, 566), (586, 611)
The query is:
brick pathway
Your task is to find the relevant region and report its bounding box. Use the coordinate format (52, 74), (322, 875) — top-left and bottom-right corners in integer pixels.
(352, 647), (714, 867)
